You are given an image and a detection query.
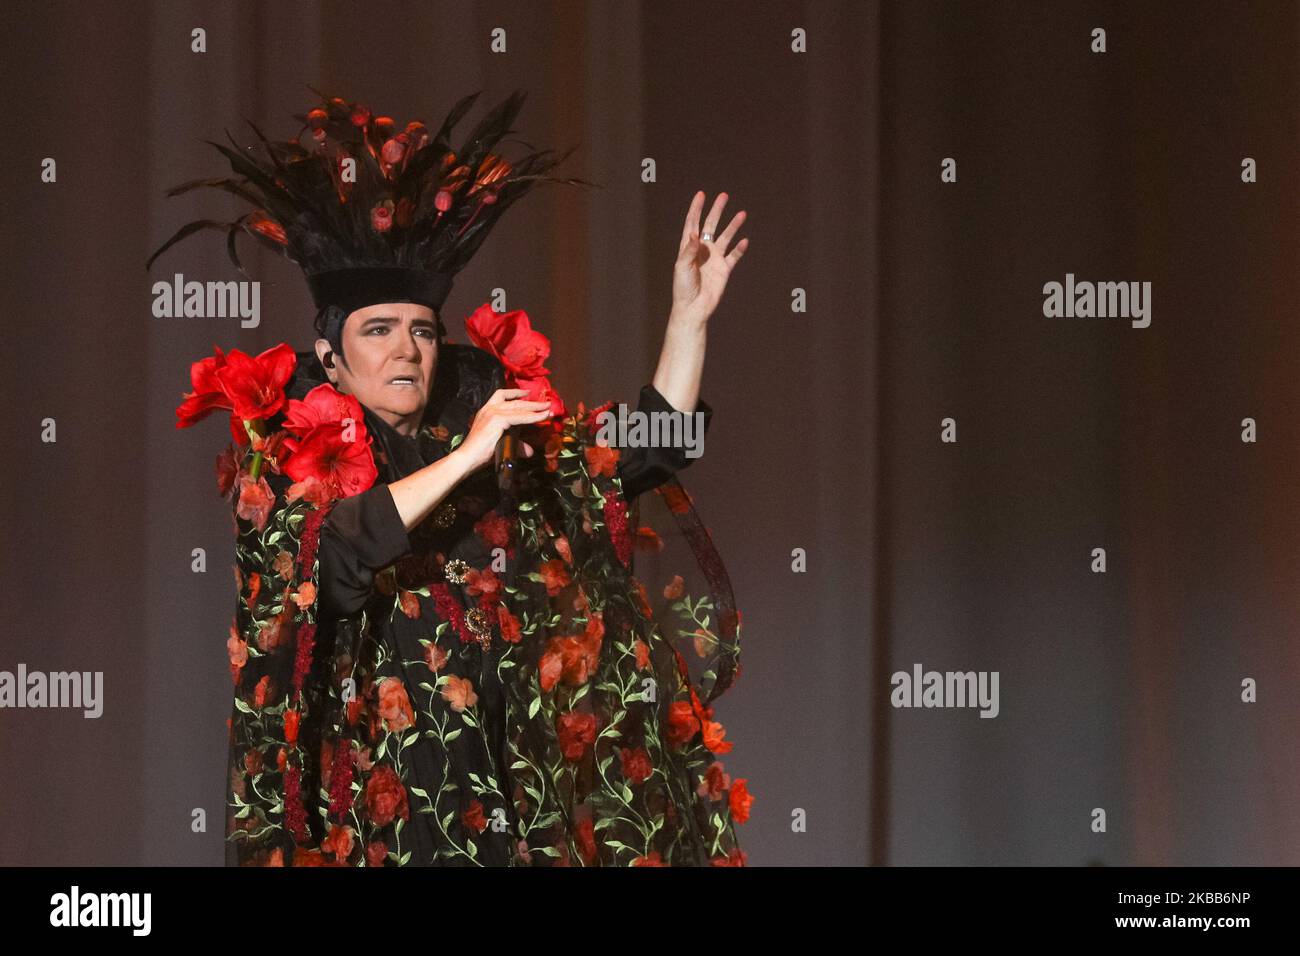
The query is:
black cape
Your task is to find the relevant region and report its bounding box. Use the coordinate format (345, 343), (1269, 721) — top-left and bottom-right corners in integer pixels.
(223, 344), (747, 866)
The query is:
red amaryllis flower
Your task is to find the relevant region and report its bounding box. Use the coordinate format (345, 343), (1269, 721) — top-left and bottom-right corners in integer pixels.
(282, 423), (378, 500)
(281, 384), (378, 500)
(212, 343), (297, 422)
(282, 383), (362, 437)
(176, 345), (233, 428)
(464, 303), (567, 417)
(529, 379), (567, 419)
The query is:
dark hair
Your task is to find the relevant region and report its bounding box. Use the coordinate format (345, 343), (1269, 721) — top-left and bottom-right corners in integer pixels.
(314, 303), (348, 364)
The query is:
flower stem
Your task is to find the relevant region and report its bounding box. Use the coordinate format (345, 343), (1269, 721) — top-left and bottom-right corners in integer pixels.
(244, 418), (265, 481)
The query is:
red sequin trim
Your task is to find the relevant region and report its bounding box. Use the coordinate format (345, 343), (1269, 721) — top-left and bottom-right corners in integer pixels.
(328, 739), (354, 818)
(430, 582), (475, 644)
(291, 622), (316, 696)
(296, 501), (334, 576)
(284, 764), (309, 843)
(603, 497), (631, 567)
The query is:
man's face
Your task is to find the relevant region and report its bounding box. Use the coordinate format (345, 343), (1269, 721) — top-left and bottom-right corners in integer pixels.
(315, 301), (438, 436)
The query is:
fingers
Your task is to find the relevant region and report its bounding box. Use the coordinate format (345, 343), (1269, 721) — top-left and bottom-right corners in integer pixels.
(473, 392), (551, 432)
(679, 190), (705, 252)
(491, 388), (532, 401)
(726, 236), (750, 266)
(701, 192), (728, 241)
(714, 208), (747, 252)
(497, 402), (553, 425)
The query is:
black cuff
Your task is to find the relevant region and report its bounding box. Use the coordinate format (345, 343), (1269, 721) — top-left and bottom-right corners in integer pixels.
(321, 483), (412, 571)
(316, 483), (412, 621)
(638, 383), (713, 435)
(614, 384), (713, 501)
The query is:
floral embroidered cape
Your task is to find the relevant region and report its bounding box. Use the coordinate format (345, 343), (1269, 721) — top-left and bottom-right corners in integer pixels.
(220, 346), (750, 866)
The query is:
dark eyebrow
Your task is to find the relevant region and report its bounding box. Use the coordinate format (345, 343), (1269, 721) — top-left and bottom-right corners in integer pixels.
(360, 316), (436, 328)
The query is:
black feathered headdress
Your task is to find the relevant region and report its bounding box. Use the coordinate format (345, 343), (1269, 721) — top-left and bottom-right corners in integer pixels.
(147, 86), (596, 351)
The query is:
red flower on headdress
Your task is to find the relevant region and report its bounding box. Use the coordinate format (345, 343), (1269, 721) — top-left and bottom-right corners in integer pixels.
(465, 303), (567, 417)
(246, 212), (287, 245)
(381, 136), (406, 166)
(371, 200), (394, 233)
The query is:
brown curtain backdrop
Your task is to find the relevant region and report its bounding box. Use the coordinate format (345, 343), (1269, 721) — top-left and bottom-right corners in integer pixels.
(1, 0), (1295, 867)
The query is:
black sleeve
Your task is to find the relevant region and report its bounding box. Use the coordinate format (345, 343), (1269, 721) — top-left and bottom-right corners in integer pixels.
(615, 383), (714, 502)
(316, 482), (412, 621)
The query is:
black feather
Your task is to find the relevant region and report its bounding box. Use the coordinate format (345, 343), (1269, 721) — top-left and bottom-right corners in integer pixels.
(147, 87), (596, 283)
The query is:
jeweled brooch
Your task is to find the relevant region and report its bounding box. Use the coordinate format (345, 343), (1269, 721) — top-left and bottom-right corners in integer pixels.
(443, 557), (470, 584)
(464, 608), (493, 650)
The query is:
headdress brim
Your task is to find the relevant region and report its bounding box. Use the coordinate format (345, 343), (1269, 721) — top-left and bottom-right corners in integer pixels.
(306, 266), (453, 317)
